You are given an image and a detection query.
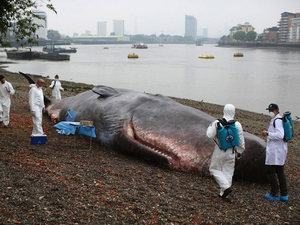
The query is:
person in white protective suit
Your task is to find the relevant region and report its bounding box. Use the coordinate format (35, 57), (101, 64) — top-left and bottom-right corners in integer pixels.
(49, 75), (64, 100)
(206, 104), (245, 200)
(29, 79), (45, 134)
(0, 75), (15, 127)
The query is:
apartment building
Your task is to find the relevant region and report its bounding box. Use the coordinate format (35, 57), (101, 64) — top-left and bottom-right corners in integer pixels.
(230, 22), (254, 37)
(185, 15), (197, 41)
(113, 20), (124, 36)
(97, 21), (107, 36)
(289, 17), (300, 42)
(278, 12), (300, 42)
(262, 27), (279, 42)
(32, 10), (47, 39)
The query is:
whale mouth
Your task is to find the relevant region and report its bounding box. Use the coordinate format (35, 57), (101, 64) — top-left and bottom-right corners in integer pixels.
(126, 122), (180, 168)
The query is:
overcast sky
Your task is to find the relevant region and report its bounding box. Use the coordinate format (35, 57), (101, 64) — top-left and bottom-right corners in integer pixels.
(40, 0), (299, 37)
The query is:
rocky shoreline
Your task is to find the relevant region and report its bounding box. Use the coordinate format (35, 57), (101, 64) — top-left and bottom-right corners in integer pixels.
(0, 62), (299, 224)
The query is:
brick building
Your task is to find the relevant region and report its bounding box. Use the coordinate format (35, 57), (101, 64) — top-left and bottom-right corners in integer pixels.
(262, 27), (279, 42)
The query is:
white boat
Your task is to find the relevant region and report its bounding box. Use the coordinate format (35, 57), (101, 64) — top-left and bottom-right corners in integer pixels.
(131, 43), (148, 49)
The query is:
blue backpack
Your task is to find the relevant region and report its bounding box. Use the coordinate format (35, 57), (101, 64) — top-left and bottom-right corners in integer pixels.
(216, 118), (240, 151)
(273, 111), (293, 142)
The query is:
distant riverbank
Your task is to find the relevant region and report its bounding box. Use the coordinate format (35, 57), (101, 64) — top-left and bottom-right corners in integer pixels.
(218, 41), (300, 49)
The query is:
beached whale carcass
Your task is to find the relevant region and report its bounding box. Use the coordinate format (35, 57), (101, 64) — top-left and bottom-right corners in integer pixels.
(20, 72), (267, 181)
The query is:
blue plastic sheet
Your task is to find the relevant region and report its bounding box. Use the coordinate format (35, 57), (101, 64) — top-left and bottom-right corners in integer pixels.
(65, 109), (77, 122)
(54, 122), (96, 138)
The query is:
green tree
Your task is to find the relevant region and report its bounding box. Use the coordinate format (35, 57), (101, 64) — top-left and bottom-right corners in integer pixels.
(131, 34), (148, 42)
(0, 0), (56, 47)
(233, 31), (246, 41)
(183, 36), (194, 42)
(245, 31), (257, 41)
(47, 29), (61, 42)
(173, 35), (184, 41)
(220, 35), (228, 41)
(149, 34), (156, 41)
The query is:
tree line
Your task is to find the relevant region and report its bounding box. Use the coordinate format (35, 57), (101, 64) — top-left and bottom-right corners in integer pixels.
(220, 31), (257, 42)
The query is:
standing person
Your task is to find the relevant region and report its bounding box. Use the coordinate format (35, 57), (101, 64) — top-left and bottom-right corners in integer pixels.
(206, 104), (245, 200)
(0, 75), (15, 128)
(49, 75), (64, 100)
(262, 103), (288, 202)
(29, 79), (45, 134)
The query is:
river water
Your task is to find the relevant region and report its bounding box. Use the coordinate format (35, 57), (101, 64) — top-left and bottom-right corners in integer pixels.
(1, 44), (299, 116)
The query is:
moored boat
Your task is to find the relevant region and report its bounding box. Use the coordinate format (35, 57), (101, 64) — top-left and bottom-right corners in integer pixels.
(43, 44), (77, 53)
(38, 52), (70, 60)
(6, 48), (70, 61)
(132, 43), (148, 49)
(6, 48), (39, 59)
(196, 39), (203, 46)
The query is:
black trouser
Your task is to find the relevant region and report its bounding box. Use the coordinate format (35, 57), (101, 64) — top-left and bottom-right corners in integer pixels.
(266, 165), (288, 196)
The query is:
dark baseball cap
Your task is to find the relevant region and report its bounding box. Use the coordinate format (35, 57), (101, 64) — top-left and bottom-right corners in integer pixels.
(266, 103), (279, 110)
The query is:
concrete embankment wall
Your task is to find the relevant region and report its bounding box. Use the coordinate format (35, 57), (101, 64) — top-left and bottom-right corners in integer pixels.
(218, 41), (300, 48)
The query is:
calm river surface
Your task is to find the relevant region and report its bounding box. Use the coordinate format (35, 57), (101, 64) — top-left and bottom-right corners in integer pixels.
(1, 44), (300, 116)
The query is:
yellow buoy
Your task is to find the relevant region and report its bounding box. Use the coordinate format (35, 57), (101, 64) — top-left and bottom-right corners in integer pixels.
(234, 53), (243, 57)
(103, 47), (109, 49)
(199, 55), (214, 59)
(128, 53), (139, 58)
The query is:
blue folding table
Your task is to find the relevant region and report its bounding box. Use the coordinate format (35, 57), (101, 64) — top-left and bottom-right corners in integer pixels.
(54, 121), (96, 151)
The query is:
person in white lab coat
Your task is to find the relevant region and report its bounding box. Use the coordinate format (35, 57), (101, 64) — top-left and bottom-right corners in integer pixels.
(0, 75), (15, 127)
(29, 79), (45, 134)
(262, 103), (288, 202)
(49, 75), (64, 99)
(206, 104), (245, 200)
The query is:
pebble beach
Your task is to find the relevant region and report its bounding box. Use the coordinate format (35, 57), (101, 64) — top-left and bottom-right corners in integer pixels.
(0, 62), (299, 224)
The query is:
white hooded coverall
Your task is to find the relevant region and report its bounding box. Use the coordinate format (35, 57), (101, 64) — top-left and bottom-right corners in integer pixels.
(49, 79), (64, 100)
(29, 84), (45, 134)
(206, 104), (245, 196)
(0, 80), (15, 126)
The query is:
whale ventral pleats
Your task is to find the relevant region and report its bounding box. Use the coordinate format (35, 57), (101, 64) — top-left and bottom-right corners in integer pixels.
(92, 85), (119, 98)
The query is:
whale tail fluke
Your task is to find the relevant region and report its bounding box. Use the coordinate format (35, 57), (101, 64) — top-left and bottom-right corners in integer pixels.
(19, 71), (52, 107)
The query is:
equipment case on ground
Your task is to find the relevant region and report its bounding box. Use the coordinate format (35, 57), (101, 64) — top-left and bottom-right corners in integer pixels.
(31, 134), (47, 145)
